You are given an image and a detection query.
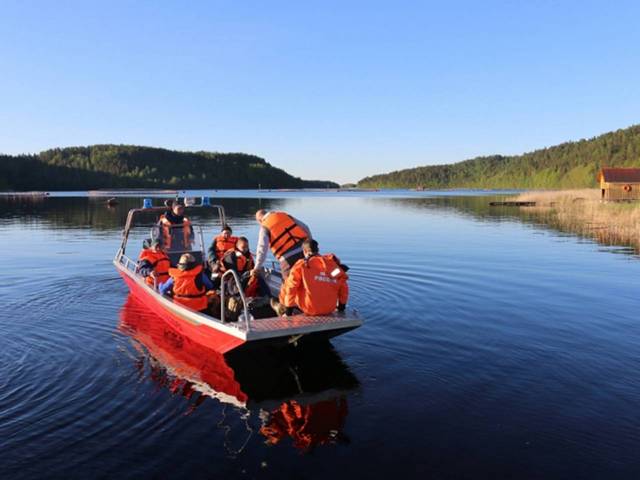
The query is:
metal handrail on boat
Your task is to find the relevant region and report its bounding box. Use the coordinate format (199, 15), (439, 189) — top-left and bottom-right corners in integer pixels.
(219, 269), (251, 330)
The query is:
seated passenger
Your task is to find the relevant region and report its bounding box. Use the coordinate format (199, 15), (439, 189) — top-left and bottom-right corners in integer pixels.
(159, 253), (213, 313)
(220, 237), (267, 298)
(221, 236), (254, 275)
(271, 239), (349, 316)
(137, 239), (170, 288)
(208, 224), (238, 266)
(158, 202), (193, 250)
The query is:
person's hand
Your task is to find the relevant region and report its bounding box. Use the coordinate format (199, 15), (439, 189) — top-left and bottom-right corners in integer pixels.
(250, 268), (258, 277)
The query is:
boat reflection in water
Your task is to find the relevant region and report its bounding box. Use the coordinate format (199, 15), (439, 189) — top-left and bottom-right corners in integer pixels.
(118, 294), (359, 452)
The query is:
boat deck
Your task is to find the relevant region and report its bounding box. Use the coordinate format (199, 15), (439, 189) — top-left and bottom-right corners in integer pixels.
(241, 311), (362, 341)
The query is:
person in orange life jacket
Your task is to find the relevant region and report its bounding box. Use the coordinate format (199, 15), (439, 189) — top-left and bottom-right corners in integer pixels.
(250, 209), (312, 281)
(159, 253), (214, 313)
(158, 202), (193, 250)
(271, 239), (349, 316)
(221, 236), (254, 274)
(137, 238), (170, 288)
(220, 237), (269, 297)
(207, 224), (238, 268)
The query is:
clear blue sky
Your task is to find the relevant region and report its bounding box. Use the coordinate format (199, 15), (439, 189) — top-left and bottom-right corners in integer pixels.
(1, 1), (639, 184)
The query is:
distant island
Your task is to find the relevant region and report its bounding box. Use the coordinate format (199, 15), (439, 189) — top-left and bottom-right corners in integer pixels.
(0, 145), (338, 191)
(358, 124), (640, 189)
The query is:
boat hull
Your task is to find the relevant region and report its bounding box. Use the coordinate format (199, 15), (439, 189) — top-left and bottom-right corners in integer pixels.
(119, 270), (246, 354)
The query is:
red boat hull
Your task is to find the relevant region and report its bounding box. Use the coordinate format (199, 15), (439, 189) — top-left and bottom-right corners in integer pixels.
(119, 271), (245, 354)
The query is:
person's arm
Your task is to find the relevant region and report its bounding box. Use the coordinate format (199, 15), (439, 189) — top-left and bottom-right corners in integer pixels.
(282, 264), (302, 308)
(253, 226), (270, 270)
(159, 278), (174, 295)
(222, 252), (236, 273)
(207, 241), (217, 266)
(137, 259), (153, 276)
(201, 272), (214, 290)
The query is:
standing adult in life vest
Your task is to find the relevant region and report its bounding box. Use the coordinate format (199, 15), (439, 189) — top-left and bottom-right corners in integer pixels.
(272, 239), (349, 316)
(159, 253), (214, 313)
(251, 209), (312, 281)
(207, 224), (238, 267)
(137, 239), (170, 288)
(158, 202), (193, 250)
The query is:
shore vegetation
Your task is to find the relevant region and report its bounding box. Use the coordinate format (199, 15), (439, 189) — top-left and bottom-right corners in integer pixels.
(0, 145), (338, 191)
(358, 124), (640, 189)
(512, 189), (640, 251)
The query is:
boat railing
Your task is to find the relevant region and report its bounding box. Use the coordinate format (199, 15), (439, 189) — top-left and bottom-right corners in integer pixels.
(220, 270), (252, 330)
(117, 252), (138, 273)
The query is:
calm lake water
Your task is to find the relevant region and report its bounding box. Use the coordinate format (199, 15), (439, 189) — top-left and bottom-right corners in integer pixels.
(1, 191), (639, 479)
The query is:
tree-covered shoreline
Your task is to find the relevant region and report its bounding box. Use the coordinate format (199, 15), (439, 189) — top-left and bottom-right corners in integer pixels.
(0, 145), (338, 191)
(358, 125), (640, 189)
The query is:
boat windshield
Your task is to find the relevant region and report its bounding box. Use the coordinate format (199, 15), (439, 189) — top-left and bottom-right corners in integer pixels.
(120, 205), (221, 268)
(154, 223), (207, 266)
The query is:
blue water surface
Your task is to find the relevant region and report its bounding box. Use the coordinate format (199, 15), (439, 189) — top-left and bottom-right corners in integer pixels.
(0, 191), (639, 479)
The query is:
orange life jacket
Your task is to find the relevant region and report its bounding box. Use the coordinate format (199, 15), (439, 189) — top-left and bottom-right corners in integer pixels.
(261, 211), (310, 259)
(138, 248), (170, 287)
(259, 398), (348, 451)
(221, 249), (259, 296)
(213, 234), (238, 260)
(159, 215), (192, 250)
(280, 254), (349, 316)
(221, 248), (255, 274)
(168, 264), (208, 311)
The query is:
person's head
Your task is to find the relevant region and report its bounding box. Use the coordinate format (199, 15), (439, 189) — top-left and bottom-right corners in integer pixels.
(177, 253), (196, 271)
(302, 239), (319, 258)
(236, 236), (250, 254)
(221, 224), (233, 238)
(255, 209), (267, 223)
(150, 238), (162, 251)
(172, 203), (185, 216)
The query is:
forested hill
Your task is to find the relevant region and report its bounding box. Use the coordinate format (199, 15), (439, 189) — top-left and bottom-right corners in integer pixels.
(0, 145), (338, 191)
(358, 125), (640, 189)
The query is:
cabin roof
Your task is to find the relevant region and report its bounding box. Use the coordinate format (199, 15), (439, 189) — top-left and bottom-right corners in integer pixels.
(597, 167), (640, 183)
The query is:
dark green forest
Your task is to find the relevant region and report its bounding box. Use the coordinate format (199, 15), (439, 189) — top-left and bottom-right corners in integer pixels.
(0, 145), (338, 191)
(358, 125), (640, 189)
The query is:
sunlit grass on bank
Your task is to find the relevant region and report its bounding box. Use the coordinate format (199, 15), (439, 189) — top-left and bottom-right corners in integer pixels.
(512, 189), (640, 251)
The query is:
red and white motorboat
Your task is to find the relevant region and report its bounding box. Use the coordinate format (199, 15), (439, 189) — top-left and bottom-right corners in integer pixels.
(113, 198), (363, 354)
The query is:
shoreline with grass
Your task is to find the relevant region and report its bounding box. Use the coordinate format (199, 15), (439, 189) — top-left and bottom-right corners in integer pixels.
(511, 189), (640, 251)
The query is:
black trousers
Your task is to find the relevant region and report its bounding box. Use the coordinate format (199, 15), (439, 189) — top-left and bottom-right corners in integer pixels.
(279, 251), (304, 281)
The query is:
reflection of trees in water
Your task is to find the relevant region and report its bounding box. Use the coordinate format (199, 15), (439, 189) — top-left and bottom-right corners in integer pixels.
(0, 197), (288, 231)
(375, 195), (562, 225)
(119, 295), (359, 453)
(376, 196), (638, 254)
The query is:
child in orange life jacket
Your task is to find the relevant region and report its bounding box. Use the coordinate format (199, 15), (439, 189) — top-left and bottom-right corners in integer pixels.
(159, 253), (214, 313)
(271, 239), (349, 316)
(220, 236), (269, 298)
(207, 224), (238, 269)
(137, 238), (170, 288)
